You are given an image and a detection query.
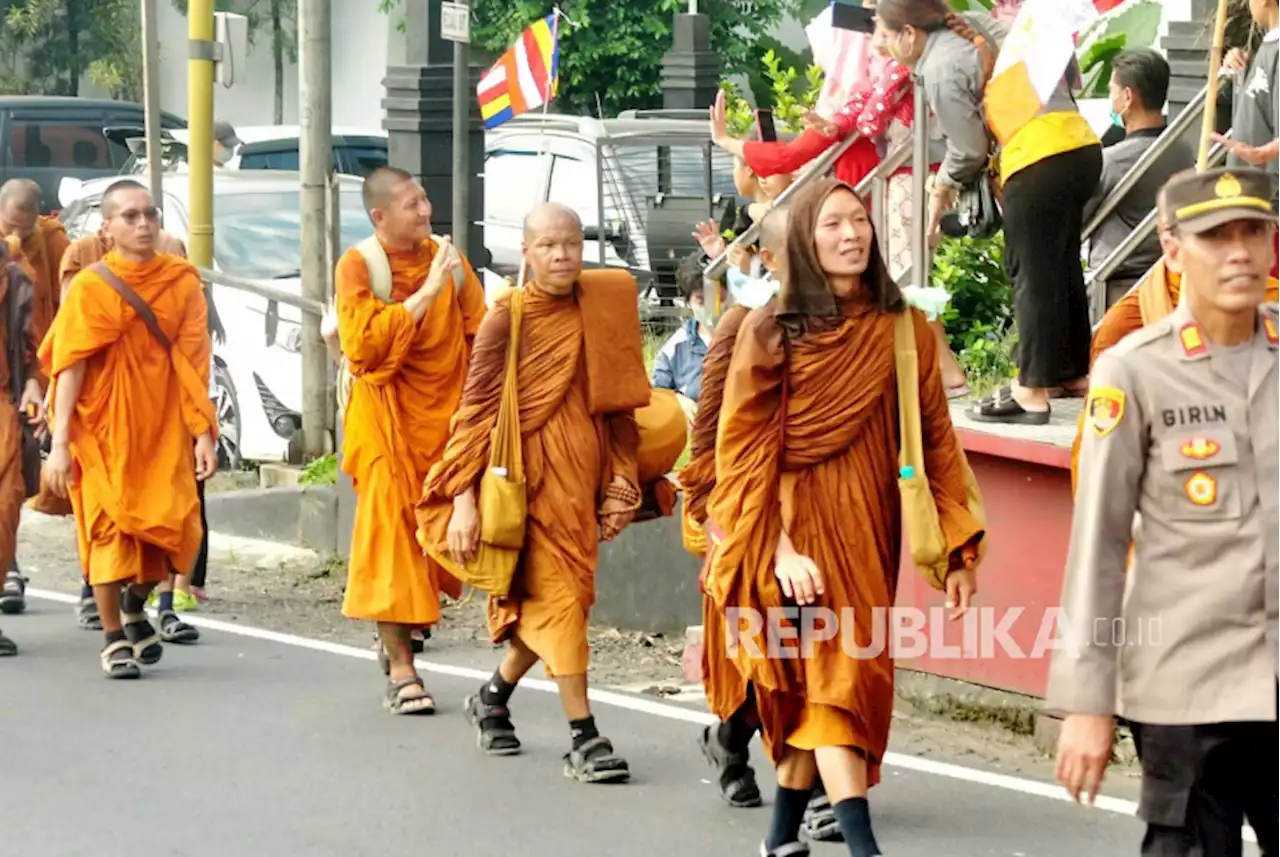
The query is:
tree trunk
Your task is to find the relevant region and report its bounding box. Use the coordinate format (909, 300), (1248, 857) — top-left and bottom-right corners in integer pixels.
(272, 0), (284, 124)
(66, 1), (82, 96)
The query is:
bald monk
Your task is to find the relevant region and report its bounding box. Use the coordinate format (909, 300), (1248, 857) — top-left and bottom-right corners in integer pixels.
(334, 165), (486, 714)
(1070, 175), (1280, 489)
(0, 179), (67, 611)
(417, 202), (646, 783)
(56, 222), (215, 635)
(41, 179), (217, 679)
(706, 179), (982, 856)
(0, 238), (44, 638)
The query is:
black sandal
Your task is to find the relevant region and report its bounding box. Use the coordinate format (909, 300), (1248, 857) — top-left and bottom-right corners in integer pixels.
(697, 725), (761, 807)
(463, 692), (521, 755)
(159, 611), (200, 645)
(802, 789), (844, 842)
(122, 613), (164, 665)
(563, 736), (630, 784)
(384, 675), (436, 715)
(0, 629), (15, 657)
(969, 391), (1050, 425)
(76, 596), (102, 631)
(100, 639), (140, 679)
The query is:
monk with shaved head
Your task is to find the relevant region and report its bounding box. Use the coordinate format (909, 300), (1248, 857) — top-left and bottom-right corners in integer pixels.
(418, 200), (650, 783)
(0, 178), (68, 613)
(41, 179), (218, 678)
(331, 164), (486, 713)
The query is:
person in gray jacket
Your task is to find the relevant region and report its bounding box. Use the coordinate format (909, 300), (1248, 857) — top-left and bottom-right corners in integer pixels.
(1084, 49), (1195, 309)
(875, 0), (1103, 425)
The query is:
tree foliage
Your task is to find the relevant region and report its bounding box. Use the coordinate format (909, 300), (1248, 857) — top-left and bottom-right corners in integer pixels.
(0, 0), (142, 99)
(380, 0), (801, 117)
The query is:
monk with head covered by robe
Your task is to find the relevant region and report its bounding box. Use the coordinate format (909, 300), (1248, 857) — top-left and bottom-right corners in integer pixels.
(334, 165), (486, 715)
(705, 178), (983, 857)
(0, 178), (67, 614)
(417, 201), (646, 784)
(41, 179), (218, 679)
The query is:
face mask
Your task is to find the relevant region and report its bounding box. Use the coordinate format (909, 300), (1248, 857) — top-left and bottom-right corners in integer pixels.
(692, 304), (716, 330)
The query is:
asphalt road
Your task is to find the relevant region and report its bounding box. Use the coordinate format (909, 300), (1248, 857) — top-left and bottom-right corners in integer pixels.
(0, 593), (1262, 857)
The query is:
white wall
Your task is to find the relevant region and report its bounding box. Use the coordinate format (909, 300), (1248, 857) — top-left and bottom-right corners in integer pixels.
(152, 0), (388, 128)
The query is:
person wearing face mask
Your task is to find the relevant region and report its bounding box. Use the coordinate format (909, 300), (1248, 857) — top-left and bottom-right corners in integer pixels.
(212, 120), (241, 167)
(1084, 48), (1195, 309)
(652, 252), (728, 425)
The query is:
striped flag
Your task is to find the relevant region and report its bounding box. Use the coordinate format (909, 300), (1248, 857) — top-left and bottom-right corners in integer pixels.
(477, 13), (560, 131)
(983, 0), (1106, 145)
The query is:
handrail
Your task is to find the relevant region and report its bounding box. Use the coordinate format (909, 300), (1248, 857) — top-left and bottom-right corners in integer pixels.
(1085, 138), (1229, 325)
(196, 266), (325, 315)
(1081, 83), (1209, 242)
(706, 132), (906, 281)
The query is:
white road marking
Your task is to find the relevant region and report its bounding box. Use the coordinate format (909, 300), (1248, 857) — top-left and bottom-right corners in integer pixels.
(26, 587), (1258, 844)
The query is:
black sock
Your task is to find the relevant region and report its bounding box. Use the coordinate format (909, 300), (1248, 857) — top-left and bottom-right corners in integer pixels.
(479, 670), (516, 706)
(103, 629), (126, 646)
(765, 785), (813, 851)
(832, 797), (881, 857)
(121, 586), (147, 615)
(717, 710), (759, 754)
(80, 581), (93, 600)
(157, 590), (175, 613)
(569, 715), (598, 749)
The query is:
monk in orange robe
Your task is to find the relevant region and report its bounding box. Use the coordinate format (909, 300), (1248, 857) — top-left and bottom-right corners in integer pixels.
(417, 202), (646, 783)
(335, 165), (485, 714)
(56, 225), (213, 636)
(0, 179), (67, 612)
(0, 238), (45, 653)
(41, 179), (217, 680)
(706, 179), (982, 856)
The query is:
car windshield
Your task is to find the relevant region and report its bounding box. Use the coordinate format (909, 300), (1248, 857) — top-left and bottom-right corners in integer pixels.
(213, 189), (371, 279)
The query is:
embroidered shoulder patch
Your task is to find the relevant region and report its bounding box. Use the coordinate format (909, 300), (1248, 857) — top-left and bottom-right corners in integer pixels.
(1086, 386), (1126, 437)
(1180, 323), (1208, 357)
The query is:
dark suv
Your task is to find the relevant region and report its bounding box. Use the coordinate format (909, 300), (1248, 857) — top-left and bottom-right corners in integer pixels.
(0, 96), (186, 212)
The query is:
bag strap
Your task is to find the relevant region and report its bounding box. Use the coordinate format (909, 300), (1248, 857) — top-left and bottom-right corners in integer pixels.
(355, 235), (394, 303)
(5, 265), (22, 405)
(893, 311), (926, 476)
(497, 286), (524, 477)
(90, 262), (171, 352)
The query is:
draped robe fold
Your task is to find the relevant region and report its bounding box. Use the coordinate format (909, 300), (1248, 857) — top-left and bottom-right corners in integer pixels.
(337, 237), (486, 626)
(705, 297), (983, 784)
(416, 282), (641, 677)
(0, 263), (37, 572)
(40, 252), (215, 586)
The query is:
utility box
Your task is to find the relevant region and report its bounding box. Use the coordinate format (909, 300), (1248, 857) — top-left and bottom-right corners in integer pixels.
(214, 12), (250, 87)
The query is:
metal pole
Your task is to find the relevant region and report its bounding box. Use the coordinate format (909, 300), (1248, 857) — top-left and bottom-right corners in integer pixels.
(299, 0), (332, 460)
(452, 34), (470, 254)
(141, 0), (163, 208)
(186, 0), (215, 268)
(909, 84), (931, 287)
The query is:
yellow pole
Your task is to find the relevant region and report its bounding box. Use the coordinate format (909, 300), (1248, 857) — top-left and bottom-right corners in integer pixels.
(187, 0), (215, 268)
(1197, 0), (1231, 171)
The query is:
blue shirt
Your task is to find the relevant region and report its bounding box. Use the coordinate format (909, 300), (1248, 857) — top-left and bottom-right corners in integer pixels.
(652, 318), (709, 402)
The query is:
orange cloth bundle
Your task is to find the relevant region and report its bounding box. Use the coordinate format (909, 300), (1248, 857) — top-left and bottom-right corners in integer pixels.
(576, 269), (650, 414)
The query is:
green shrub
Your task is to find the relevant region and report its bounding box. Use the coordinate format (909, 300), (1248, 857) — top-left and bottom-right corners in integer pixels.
(933, 233), (1018, 393)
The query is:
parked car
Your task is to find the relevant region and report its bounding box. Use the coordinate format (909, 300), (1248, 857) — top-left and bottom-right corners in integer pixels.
(57, 170), (373, 467)
(121, 125), (388, 178)
(0, 96), (186, 212)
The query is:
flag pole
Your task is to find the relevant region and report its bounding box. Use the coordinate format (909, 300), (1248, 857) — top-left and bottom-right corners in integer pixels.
(1197, 0), (1230, 170)
(517, 7), (561, 290)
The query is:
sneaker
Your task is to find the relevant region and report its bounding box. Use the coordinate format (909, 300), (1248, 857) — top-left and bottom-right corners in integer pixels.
(173, 590), (199, 612)
(0, 566), (26, 615)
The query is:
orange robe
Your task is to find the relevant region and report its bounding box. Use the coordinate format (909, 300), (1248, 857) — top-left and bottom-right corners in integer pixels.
(40, 252), (215, 586)
(14, 216), (70, 346)
(705, 297), (982, 783)
(1069, 265), (1280, 489)
(416, 282), (642, 677)
(674, 302), (756, 719)
(336, 237), (485, 626)
(0, 262), (37, 571)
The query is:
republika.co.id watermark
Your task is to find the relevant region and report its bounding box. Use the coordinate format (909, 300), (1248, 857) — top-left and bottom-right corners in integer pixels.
(721, 606), (1164, 661)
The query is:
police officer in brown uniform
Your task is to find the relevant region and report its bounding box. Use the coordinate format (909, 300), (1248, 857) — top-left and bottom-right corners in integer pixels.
(1047, 166), (1278, 857)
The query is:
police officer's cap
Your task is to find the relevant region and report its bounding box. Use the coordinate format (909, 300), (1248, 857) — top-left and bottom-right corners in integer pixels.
(1158, 167), (1278, 235)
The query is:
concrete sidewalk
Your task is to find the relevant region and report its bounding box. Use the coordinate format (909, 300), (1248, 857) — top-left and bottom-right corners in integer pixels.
(0, 593), (1260, 857)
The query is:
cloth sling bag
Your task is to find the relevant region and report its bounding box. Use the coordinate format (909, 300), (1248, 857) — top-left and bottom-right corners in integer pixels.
(432, 286), (527, 598)
(893, 311), (988, 590)
(335, 235), (464, 416)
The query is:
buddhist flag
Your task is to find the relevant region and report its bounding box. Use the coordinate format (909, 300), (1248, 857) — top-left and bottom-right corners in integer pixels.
(477, 13), (560, 131)
(984, 0), (1114, 145)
